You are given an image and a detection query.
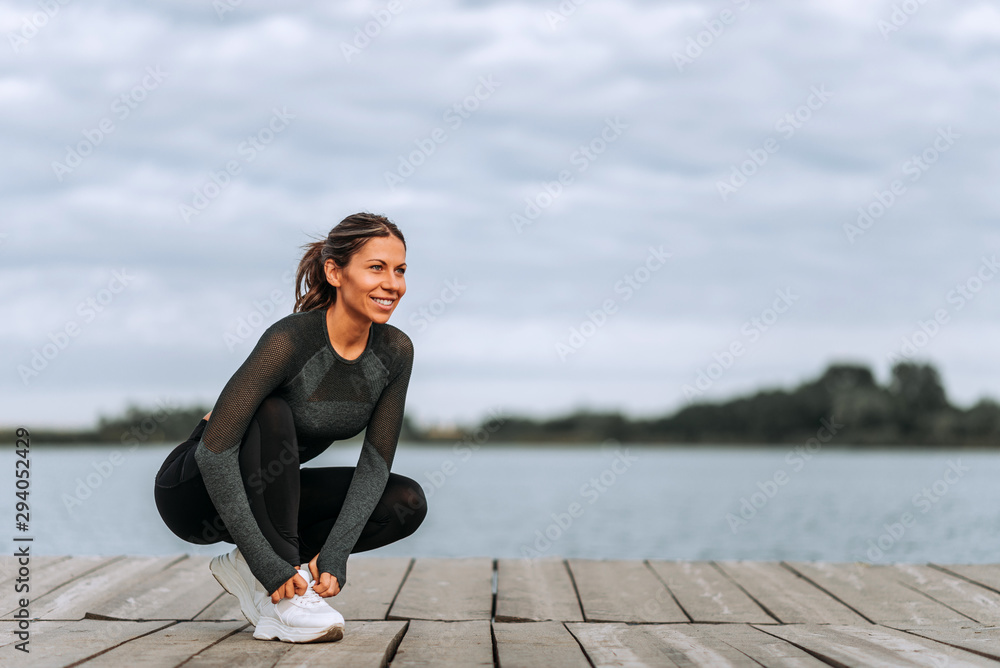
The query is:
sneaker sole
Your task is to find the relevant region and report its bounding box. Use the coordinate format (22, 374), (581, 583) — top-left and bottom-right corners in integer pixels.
(209, 552), (260, 627)
(253, 617), (345, 643)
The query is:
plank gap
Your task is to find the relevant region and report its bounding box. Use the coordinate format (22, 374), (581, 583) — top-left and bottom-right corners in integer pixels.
(174, 622), (251, 668)
(778, 561), (878, 626)
(561, 621), (599, 668)
(490, 617), (500, 668)
(384, 557), (415, 619)
(491, 558), (498, 623)
(929, 563), (1000, 595)
(749, 624), (851, 668)
(643, 560), (694, 624)
(62, 620), (180, 668)
(894, 578), (984, 625)
(708, 560), (784, 625)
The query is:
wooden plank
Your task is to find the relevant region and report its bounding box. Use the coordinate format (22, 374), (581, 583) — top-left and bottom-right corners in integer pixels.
(388, 558), (492, 621)
(79, 621), (246, 667)
(326, 557), (411, 621)
(567, 622), (759, 667)
(0, 556), (122, 614)
(193, 591), (244, 622)
(0, 555), (71, 591)
(390, 620), (492, 667)
(273, 620), (408, 667)
(493, 622), (594, 668)
(885, 625), (1000, 662)
(496, 558), (583, 622)
(936, 563), (1000, 593)
(86, 555), (222, 621)
(566, 559), (686, 623)
(715, 560), (868, 624)
(646, 560), (773, 623)
(698, 624), (830, 667)
(755, 623), (1000, 668)
(888, 563), (1000, 625)
(180, 626), (292, 667)
(25, 555), (185, 621)
(785, 561), (971, 626)
(0, 619), (173, 667)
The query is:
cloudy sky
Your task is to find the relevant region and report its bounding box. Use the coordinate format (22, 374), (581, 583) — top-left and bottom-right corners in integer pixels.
(3, 0), (999, 429)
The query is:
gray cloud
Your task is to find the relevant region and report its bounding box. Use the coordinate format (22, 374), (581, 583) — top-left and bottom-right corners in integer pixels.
(2, 0), (999, 428)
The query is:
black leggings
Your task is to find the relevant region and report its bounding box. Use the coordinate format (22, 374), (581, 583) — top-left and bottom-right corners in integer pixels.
(153, 396), (427, 567)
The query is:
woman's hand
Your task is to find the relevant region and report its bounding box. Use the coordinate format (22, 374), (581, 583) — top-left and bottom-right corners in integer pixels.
(270, 570), (308, 604)
(306, 553), (341, 597)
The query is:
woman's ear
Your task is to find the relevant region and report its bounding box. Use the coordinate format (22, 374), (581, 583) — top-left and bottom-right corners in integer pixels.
(324, 258), (341, 288)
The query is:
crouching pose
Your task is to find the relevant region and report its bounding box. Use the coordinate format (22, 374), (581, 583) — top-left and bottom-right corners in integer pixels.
(154, 213), (426, 642)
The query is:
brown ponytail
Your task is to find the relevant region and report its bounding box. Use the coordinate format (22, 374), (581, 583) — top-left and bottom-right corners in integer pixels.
(294, 212), (406, 313)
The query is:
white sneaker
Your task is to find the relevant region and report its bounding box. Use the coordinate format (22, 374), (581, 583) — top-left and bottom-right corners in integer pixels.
(209, 547), (269, 626)
(253, 567), (345, 643)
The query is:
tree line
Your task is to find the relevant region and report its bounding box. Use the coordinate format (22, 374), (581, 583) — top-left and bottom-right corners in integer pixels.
(7, 361), (998, 446)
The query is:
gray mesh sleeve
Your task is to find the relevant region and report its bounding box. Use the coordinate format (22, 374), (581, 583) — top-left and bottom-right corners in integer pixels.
(194, 322), (300, 594)
(194, 443), (299, 594)
(315, 330), (414, 588)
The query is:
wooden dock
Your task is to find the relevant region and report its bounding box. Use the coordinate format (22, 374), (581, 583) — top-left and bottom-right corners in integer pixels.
(3, 556), (1000, 667)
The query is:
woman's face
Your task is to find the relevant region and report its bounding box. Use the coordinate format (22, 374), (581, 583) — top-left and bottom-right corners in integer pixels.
(325, 235), (407, 324)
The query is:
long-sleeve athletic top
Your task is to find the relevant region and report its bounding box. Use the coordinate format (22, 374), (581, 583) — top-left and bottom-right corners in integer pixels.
(193, 307), (414, 595)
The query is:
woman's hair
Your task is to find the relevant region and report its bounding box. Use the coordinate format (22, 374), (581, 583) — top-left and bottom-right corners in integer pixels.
(294, 212), (406, 313)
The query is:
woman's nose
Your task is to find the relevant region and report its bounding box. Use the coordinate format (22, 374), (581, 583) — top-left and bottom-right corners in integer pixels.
(383, 274), (403, 292)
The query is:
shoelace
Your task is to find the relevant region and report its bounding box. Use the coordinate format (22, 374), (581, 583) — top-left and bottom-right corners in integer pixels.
(293, 583), (328, 608)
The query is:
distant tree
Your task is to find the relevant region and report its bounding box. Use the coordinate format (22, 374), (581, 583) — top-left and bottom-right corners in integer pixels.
(956, 398), (1000, 440)
(888, 362), (949, 435)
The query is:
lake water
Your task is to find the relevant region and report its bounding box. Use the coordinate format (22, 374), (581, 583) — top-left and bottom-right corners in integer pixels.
(3, 441), (997, 565)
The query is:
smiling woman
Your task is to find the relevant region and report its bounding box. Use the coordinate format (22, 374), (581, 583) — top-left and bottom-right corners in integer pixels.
(152, 212), (424, 644)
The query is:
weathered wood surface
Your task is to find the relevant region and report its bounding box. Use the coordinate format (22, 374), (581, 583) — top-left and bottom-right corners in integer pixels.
(391, 620), (492, 667)
(883, 625), (1000, 662)
(699, 623), (831, 666)
(568, 622), (763, 667)
(646, 560), (773, 624)
(785, 560), (974, 626)
(493, 621), (591, 668)
(1, 556), (121, 615)
(268, 621), (407, 668)
(387, 557), (493, 621)
(936, 563), (1000, 594)
(887, 563), (1000, 625)
(567, 559), (687, 623)
(0, 619), (174, 668)
(77, 621), (247, 667)
(323, 557), (411, 622)
(15, 556), (184, 621)
(2, 555), (1000, 667)
(0, 556), (71, 593)
(85, 555), (221, 621)
(178, 621), (407, 668)
(714, 560), (869, 624)
(495, 558), (583, 622)
(756, 623), (1000, 667)
(191, 590), (244, 622)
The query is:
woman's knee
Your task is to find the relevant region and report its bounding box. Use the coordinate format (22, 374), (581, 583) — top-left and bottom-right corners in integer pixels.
(385, 475), (427, 536)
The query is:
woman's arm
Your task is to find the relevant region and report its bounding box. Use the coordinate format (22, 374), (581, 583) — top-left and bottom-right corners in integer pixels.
(314, 329), (414, 591)
(193, 322), (300, 595)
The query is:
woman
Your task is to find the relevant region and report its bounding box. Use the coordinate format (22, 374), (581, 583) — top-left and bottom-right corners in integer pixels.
(153, 212), (427, 643)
